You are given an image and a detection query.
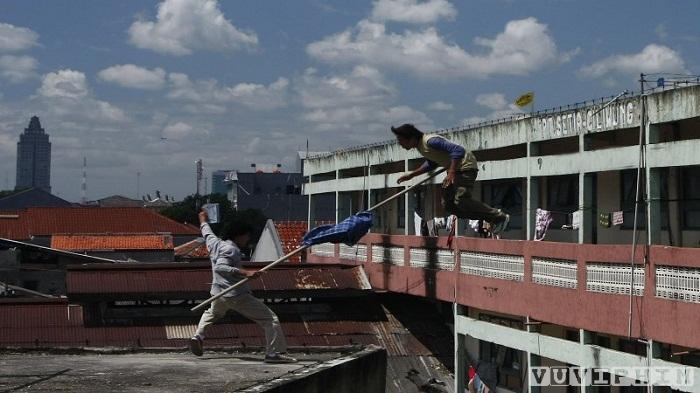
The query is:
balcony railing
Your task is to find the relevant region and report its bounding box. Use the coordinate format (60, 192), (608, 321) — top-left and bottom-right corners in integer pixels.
(311, 233), (700, 349)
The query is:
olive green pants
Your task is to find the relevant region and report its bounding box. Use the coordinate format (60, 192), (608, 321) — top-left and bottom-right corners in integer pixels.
(442, 170), (503, 223)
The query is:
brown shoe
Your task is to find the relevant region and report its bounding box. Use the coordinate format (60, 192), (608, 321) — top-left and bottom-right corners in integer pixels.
(264, 353), (297, 364)
(189, 336), (203, 356)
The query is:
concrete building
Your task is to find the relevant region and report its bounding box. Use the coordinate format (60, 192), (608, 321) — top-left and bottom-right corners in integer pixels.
(211, 169), (231, 196)
(16, 116), (51, 192)
(304, 85), (700, 392)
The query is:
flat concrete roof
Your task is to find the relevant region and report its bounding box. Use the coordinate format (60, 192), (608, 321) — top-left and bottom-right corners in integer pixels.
(0, 349), (351, 392)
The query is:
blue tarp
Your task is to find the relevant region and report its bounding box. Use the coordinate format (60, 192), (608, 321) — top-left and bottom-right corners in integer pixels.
(302, 211), (374, 246)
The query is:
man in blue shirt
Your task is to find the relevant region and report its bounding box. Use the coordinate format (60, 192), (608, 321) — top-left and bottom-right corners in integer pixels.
(190, 210), (297, 363)
(392, 123), (509, 235)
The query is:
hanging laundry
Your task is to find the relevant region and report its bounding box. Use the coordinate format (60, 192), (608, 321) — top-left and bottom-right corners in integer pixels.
(469, 219), (481, 233)
(446, 215), (457, 247)
(433, 217), (447, 230)
(414, 211), (422, 236)
(599, 212), (611, 228)
(426, 219), (436, 236)
(534, 208), (553, 241)
(612, 211), (624, 226)
(572, 210), (582, 230)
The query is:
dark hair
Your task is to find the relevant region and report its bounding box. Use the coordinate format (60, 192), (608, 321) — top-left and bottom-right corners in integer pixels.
(221, 221), (252, 239)
(390, 123), (423, 139)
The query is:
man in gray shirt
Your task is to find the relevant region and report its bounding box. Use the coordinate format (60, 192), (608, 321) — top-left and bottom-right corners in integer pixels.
(190, 210), (296, 363)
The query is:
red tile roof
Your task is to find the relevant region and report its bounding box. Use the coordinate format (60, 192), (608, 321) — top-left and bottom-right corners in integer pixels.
(51, 234), (174, 251)
(0, 207), (199, 240)
(274, 221), (332, 263)
(174, 238), (209, 259)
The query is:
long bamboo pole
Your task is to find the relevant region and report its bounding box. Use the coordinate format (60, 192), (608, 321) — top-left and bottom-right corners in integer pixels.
(191, 168), (445, 312)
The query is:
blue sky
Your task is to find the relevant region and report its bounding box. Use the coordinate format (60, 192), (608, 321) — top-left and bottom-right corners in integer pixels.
(0, 0), (698, 201)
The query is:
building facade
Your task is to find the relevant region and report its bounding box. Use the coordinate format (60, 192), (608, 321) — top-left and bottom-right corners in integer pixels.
(16, 116), (51, 192)
(304, 85), (700, 392)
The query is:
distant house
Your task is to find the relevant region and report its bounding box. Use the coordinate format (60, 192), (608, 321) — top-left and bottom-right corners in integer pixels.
(51, 234), (175, 262)
(0, 206), (199, 246)
(0, 188), (71, 210)
(92, 195), (143, 208)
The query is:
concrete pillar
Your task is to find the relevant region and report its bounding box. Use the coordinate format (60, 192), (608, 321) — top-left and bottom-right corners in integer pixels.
(405, 158), (409, 235)
(527, 141), (539, 241)
(307, 192), (312, 232)
(335, 156), (340, 224)
(527, 177), (540, 241)
(527, 318), (541, 393)
(367, 164), (372, 233)
(668, 167), (682, 246)
(648, 339), (663, 392)
(455, 304), (468, 393)
(579, 173), (596, 244)
(579, 329), (594, 393)
(647, 167), (662, 245)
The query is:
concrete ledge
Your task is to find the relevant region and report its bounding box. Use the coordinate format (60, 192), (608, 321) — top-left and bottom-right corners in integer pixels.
(241, 345), (387, 393)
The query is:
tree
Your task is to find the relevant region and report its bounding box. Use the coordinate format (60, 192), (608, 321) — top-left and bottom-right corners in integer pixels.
(161, 193), (268, 256)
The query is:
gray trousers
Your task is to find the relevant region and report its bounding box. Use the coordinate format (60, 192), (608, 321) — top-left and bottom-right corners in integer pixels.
(442, 170), (503, 222)
(195, 293), (287, 356)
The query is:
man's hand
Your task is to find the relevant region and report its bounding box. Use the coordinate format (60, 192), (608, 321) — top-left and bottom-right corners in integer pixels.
(442, 170), (456, 188)
(198, 210), (209, 224)
(239, 269), (262, 279)
(397, 173), (413, 184)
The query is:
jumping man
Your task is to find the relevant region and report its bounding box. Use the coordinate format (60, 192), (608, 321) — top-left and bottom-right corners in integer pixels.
(392, 123), (510, 235)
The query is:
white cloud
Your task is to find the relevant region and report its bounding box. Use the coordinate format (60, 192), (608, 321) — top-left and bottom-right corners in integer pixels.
(462, 92), (522, 125)
(307, 17), (574, 79)
(38, 69), (89, 98)
(297, 66), (395, 109)
(128, 0), (258, 56)
(0, 23), (39, 52)
(371, 0), (457, 24)
(427, 101), (453, 111)
(579, 44), (686, 78)
(98, 64), (167, 90)
(296, 67), (431, 137)
(475, 93), (508, 111)
(655, 24), (668, 40)
(167, 73), (289, 110)
(35, 69), (128, 123)
(162, 121), (208, 140)
(0, 55), (37, 83)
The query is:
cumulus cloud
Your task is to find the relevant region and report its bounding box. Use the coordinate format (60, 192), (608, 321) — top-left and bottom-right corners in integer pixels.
(307, 17), (574, 79)
(296, 67), (431, 137)
(38, 69), (89, 98)
(461, 92), (521, 125)
(98, 64), (167, 90)
(0, 22), (39, 52)
(297, 66), (395, 109)
(579, 44), (686, 78)
(427, 101), (453, 111)
(128, 0), (258, 55)
(162, 121), (208, 140)
(371, 0), (457, 24)
(167, 73), (289, 110)
(0, 55), (37, 83)
(36, 69), (128, 123)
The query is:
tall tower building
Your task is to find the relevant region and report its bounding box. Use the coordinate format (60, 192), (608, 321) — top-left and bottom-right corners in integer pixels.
(16, 116), (51, 192)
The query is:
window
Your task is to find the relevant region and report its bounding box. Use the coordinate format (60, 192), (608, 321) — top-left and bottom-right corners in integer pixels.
(482, 180), (523, 229)
(682, 166), (700, 229)
(546, 175), (578, 228)
(620, 169), (668, 230)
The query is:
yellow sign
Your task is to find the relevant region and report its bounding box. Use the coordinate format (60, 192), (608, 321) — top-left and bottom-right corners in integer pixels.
(515, 92), (534, 107)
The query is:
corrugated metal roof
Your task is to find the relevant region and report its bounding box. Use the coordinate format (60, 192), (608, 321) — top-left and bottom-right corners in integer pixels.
(66, 264), (370, 295)
(0, 207), (198, 240)
(51, 234), (174, 251)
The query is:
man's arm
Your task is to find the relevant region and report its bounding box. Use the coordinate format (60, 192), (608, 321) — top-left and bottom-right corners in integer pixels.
(398, 160), (436, 184)
(199, 211), (220, 251)
(426, 137), (465, 188)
